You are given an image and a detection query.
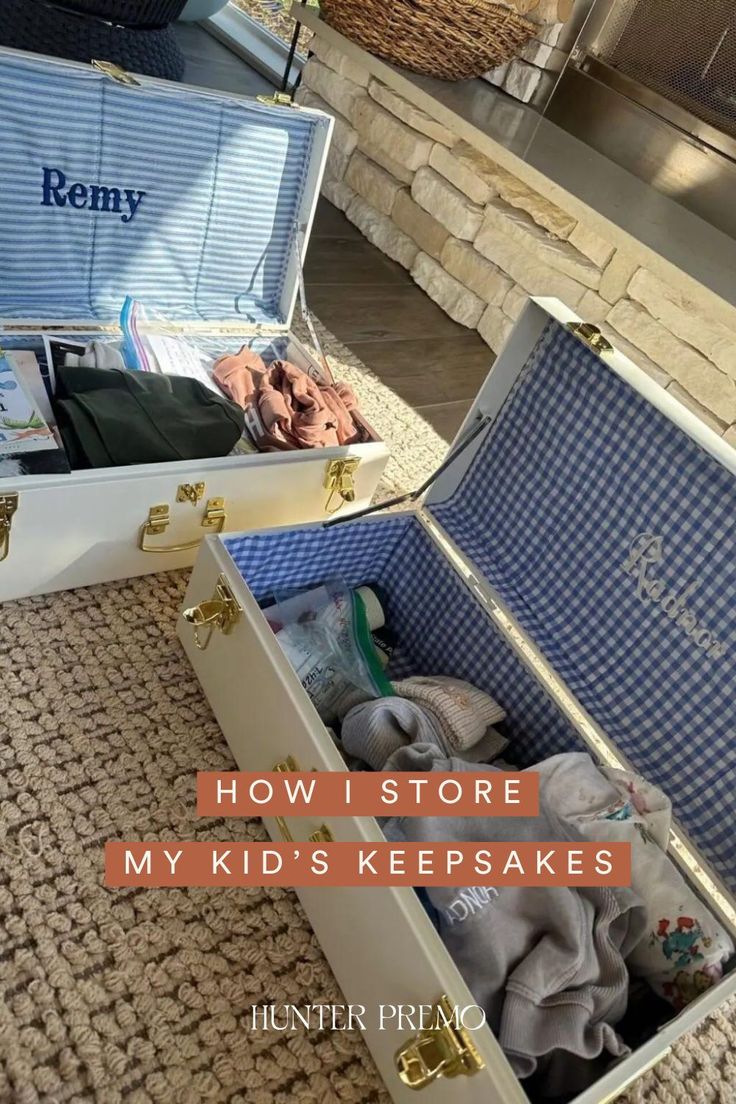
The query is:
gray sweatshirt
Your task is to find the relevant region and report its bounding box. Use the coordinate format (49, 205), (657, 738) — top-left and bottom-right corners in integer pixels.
(382, 750), (647, 1087)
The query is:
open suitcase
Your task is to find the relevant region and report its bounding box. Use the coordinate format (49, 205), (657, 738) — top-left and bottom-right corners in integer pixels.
(178, 299), (736, 1104)
(0, 48), (388, 603)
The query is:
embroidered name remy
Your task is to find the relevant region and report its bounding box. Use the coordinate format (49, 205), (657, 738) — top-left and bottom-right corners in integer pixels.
(623, 532), (726, 660)
(41, 167), (146, 224)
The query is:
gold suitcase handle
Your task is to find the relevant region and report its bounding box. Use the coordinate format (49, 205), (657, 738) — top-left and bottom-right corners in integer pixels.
(271, 758), (332, 844)
(139, 495), (226, 554)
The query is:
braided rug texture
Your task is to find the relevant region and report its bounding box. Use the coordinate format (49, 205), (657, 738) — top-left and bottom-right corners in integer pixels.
(0, 321), (735, 1103)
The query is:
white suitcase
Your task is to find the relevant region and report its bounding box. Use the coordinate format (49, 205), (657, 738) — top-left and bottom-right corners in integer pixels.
(177, 299), (736, 1104)
(0, 48), (388, 603)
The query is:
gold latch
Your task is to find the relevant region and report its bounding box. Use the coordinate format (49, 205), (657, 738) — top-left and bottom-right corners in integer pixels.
(138, 496), (226, 553)
(177, 482), (205, 506)
(0, 492), (19, 563)
(309, 825), (333, 844)
(395, 995), (485, 1090)
(91, 60), (140, 86)
(257, 91), (295, 107)
(182, 573), (242, 651)
(566, 321), (614, 354)
(324, 457), (360, 514)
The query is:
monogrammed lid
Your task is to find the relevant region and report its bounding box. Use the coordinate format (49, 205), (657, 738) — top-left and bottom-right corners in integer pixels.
(427, 317), (736, 892)
(0, 49), (329, 327)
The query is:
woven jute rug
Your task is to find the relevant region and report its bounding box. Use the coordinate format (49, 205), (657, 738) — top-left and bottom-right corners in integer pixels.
(1, 321), (734, 1103)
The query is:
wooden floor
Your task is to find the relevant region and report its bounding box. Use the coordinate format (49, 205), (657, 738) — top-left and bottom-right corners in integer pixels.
(176, 22), (494, 441)
(305, 203), (494, 440)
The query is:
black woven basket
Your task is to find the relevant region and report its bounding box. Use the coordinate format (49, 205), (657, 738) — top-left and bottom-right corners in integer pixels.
(57, 0), (187, 27)
(0, 0), (185, 79)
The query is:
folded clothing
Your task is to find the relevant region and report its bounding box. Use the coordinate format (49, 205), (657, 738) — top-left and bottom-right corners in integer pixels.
(64, 341), (126, 371)
(213, 345), (362, 451)
(395, 676), (506, 752)
(383, 753), (648, 1092)
(547, 753), (734, 1009)
(54, 363), (244, 468)
(341, 676), (508, 769)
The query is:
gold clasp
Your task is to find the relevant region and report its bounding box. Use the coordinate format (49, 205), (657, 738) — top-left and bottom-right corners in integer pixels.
(324, 457), (360, 514)
(309, 825), (333, 844)
(566, 321), (614, 354)
(138, 496), (226, 553)
(182, 573), (242, 651)
(91, 59), (140, 86)
(177, 482), (205, 506)
(0, 492), (19, 563)
(395, 995), (485, 1090)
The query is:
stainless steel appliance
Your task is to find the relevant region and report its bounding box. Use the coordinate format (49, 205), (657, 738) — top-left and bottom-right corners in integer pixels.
(546, 0), (736, 237)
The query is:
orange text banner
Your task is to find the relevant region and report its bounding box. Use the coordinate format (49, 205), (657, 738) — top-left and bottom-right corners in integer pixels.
(196, 771), (539, 817)
(106, 841), (631, 887)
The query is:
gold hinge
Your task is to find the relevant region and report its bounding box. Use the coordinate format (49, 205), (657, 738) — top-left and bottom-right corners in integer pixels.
(182, 573), (242, 651)
(0, 492), (19, 563)
(257, 91), (297, 107)
(309, 824), (333, 844)
(91, 59), (140, 86)
(324, 457), (360, 514)
(395, 995), (485, 1090)
(566, 320), (614, 354)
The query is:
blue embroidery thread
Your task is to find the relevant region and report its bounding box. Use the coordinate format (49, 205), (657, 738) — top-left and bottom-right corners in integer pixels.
(41, 166), (146, 224)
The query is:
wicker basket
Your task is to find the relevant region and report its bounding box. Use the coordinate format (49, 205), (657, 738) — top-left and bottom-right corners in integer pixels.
(319, 0), (535, 81)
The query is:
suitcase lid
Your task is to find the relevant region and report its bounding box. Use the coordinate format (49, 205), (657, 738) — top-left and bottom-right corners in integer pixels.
(425, 298), (736, 894)
(0, 49), (331, 330)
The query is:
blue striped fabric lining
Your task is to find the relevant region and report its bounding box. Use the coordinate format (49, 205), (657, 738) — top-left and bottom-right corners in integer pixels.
(431, 320), (736, 891)
(224, 516), (579, 789)
(0, 54), (326, 323)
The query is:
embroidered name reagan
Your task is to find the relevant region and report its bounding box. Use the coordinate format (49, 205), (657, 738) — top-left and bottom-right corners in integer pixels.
(623, 532), (726, 660)
(41, 167), (146, 223)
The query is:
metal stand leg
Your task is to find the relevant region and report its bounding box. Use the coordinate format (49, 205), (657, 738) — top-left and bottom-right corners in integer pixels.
(281, 19), (302, 92)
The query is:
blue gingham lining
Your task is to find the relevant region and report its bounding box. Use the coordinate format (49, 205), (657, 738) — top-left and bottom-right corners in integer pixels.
(225, 515), (578, 764)
(431, 320), (736, 890)
(0, 54), (325, 323)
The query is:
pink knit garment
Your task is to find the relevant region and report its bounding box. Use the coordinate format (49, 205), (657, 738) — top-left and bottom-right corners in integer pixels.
(213, 346), (361, 451)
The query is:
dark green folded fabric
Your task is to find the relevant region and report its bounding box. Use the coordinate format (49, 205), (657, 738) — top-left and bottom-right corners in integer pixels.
(54, 364), (244, 468)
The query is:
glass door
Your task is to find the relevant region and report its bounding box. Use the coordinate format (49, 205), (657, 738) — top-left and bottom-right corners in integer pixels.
(208, 0), (315, 86)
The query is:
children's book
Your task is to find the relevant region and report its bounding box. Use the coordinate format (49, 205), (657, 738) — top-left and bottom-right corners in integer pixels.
(0, 349), (57, 457)
(6, 351), (55, 427)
